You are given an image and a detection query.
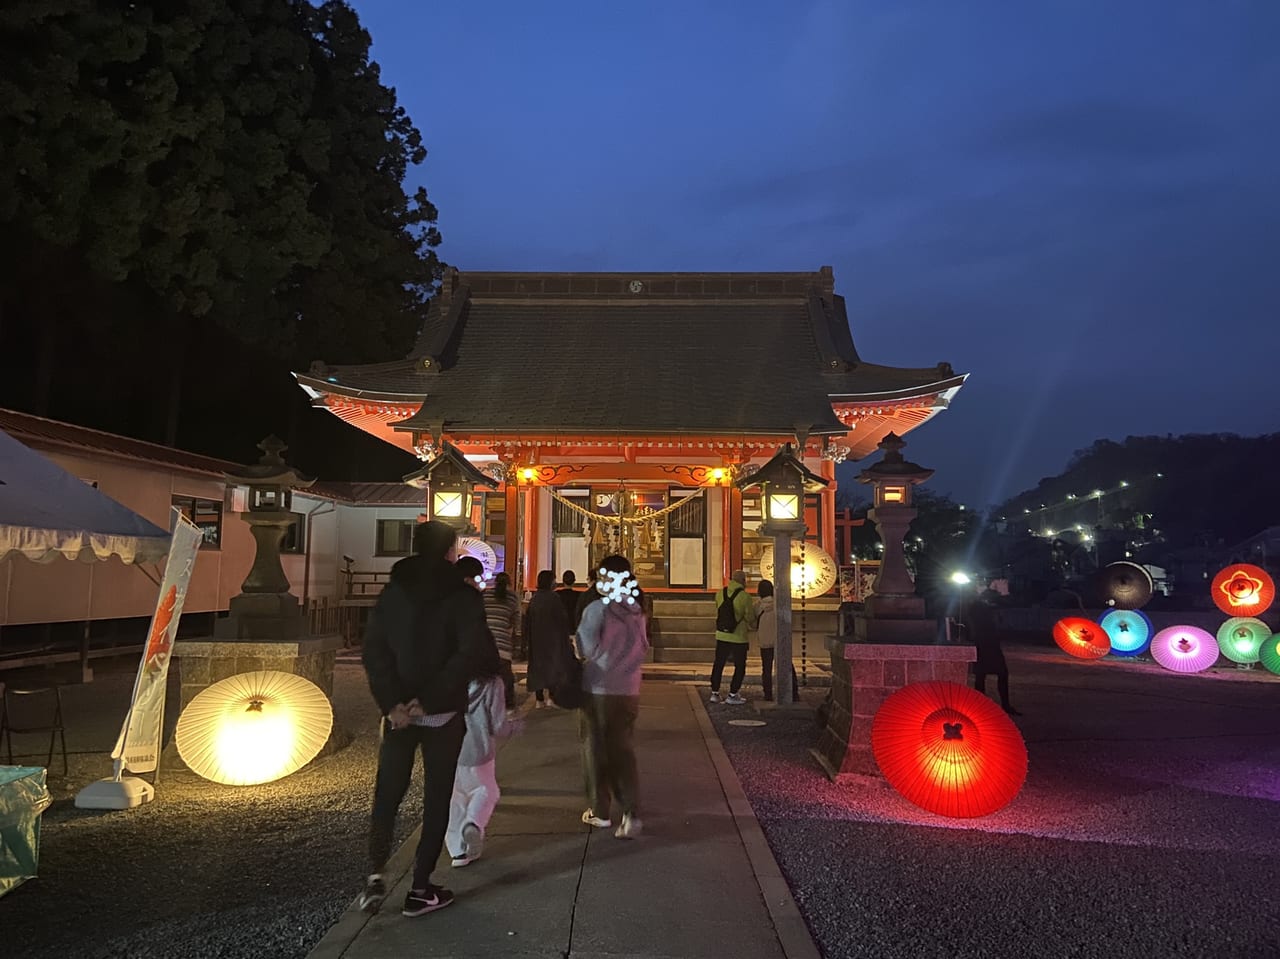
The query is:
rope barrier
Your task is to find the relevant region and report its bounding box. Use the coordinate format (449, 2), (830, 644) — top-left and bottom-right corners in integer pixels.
(547, 487), (705, 525)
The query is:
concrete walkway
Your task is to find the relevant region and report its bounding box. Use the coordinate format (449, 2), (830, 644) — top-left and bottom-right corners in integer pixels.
(308, 682), (820, 959)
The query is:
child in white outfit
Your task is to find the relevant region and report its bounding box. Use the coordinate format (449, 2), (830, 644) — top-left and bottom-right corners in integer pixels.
(445, 674), (509, 867)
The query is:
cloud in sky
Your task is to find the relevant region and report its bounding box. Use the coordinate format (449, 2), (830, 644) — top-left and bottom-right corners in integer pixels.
(350, 0), (1280, 506)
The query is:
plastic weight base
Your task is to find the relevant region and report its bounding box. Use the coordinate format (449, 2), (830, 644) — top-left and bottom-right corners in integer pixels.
(74, 777), (155, 810)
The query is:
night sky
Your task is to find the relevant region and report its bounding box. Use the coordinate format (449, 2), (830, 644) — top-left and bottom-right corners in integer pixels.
(349, 1), (1280, 507)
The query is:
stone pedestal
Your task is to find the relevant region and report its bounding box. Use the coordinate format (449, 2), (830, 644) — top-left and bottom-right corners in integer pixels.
(213, 593), (306, 641)
(813, 638), (976, 782)
(173, 635), (343, 714)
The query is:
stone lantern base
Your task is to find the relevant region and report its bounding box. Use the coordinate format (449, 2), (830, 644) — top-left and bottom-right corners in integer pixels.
(813, 637), (976, 782)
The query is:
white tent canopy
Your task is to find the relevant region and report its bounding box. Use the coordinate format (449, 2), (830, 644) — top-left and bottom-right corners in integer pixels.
(0, 428), (172, 565)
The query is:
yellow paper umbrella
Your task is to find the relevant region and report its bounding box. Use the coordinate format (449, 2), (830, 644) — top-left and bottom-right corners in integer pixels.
(176, 671), (333, 786)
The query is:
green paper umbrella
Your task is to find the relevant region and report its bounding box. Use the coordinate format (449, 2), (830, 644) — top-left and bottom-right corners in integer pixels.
(1260, 633), (1280, 676)
(1216, 618), (1269, 664)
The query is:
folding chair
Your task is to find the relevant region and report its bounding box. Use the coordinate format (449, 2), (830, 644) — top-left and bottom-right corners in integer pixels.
(1, 685), (68, 775)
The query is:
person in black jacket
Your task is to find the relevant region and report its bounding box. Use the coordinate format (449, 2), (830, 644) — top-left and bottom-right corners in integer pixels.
(357, 521), (500, 918)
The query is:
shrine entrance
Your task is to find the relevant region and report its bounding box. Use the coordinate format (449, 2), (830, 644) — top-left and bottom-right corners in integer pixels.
(548, 485), (708, 590)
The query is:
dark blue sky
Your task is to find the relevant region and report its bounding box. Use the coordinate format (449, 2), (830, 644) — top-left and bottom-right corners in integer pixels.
(350, 1), (1280, 507)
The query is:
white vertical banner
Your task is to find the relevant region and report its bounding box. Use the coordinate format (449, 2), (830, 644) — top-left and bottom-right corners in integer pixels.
(112, 510), (203, 776)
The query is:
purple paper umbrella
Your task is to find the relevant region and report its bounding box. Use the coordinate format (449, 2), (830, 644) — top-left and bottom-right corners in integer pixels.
(1150, 626), (1219, 673)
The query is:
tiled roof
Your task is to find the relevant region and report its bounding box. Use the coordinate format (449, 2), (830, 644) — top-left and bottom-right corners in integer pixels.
(299, 268), (962, 437)
(0, 409), (424, 506)
(310, 481), (426, 506)
(0, 408), (241, 478)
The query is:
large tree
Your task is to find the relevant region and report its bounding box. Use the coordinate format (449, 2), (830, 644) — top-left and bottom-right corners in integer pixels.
(0, 0), (440, 448)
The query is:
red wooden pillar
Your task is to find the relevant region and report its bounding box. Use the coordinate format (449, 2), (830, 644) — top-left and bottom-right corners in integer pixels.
(502, 480), (519, 578)
(523, 483), (540, 591)
(728, 485), (744, 579)
(819, 457), (837, 560)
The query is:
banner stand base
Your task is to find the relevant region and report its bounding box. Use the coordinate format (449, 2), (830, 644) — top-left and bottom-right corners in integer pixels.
(74, 777), (155, 810)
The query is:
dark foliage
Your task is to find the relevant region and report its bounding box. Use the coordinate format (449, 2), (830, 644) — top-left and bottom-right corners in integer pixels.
(0, 0), (438, 474)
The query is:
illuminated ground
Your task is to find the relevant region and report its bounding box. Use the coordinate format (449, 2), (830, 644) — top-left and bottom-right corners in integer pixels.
(707, 649), (1280, 959)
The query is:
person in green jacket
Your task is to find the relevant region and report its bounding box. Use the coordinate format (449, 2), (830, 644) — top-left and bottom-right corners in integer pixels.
(709, 569), (754, 704)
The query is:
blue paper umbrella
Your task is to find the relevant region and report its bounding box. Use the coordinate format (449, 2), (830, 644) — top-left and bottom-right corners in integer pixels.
(1099, 609), (1154, 657)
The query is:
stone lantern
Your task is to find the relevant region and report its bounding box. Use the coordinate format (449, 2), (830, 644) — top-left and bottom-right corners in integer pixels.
(213, 436), (315, 641)
(814, 432), (975, 782)
(403, 441), (499, 534)
(855, 432), (933, 623)
(736, 444), (828, 706)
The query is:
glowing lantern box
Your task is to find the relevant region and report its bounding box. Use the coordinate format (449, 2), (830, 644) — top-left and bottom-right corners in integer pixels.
(403, 440), (498, 534)
(1053, 617), (1110, 659)
(1210, 564), (1275, 618)
(0, 766), (52, 899)
(871, 681), (1027, 818)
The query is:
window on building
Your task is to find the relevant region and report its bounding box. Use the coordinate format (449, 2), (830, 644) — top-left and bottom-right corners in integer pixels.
(552, 489), (589, 535)
(281, 512), (306, 554)
(375, 519), (416, 556)
(172, 495), (223, 550)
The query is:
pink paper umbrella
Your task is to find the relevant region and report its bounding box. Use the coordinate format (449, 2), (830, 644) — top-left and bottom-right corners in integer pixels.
(1150, 626), (1219, 673)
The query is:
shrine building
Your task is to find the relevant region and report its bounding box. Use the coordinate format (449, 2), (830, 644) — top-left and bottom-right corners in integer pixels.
(294, 266), (965, 595)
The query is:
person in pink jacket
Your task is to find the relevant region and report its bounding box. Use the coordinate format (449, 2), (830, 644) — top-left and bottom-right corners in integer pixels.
(574, 554), (649, 840)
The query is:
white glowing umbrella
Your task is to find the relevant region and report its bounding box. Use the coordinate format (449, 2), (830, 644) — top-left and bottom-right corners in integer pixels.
(175, 671), (333, 786)
(759, 541), (838, 596)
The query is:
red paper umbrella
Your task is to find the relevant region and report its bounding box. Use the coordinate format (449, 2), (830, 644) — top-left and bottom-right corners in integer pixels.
(1210, 564), (1275, 617)
(1053, 617), (1110, 659)
(1097, 562), (1154, 610)
(871, 681), (1028, 818)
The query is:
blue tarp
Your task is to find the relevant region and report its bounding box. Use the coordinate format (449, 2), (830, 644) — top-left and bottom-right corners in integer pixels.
(0, 428), (171, 565)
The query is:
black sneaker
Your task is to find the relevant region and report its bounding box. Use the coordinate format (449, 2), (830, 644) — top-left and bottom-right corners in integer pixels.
(402, 884), (455, 917)
(357, 875), (387, 914)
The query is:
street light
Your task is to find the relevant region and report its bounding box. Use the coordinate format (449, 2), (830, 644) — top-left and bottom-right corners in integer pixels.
(736, 443), (829, 705)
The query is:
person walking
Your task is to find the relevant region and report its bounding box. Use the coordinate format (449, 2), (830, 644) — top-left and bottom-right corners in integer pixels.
(556, 569), (580, 623)
(357, 521), (500, 918)
(965, 592), (1021, 716)
(524, 569), (572, 708)
(575, 567), (602, 629)
(709, 570), (753, 704)
(484, 572), (521, 709)
(576, 554), (649, 839)
(751, 579), (798, 702)
(446, 556), (510, 868)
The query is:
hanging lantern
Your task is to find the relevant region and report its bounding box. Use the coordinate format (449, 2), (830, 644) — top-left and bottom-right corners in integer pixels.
(176, 671), (333, 786)
(1215, 617), (1269, 665)
(402, 442), (498, 533)
(1258, 633), (1280, 675)
(871, 681), (1027, 818)
(1097, 562), (1154, 610)
(1052, 617), (1110, 659)
(736, 443), (828, 535)
(1209, 564), (1275, 617)
(1098, 609), (1153, 657)
(1150, 626), (1218, 674)
(759, 541), (839, 596)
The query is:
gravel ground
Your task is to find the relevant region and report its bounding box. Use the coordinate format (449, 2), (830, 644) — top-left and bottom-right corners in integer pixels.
(707, 650), (1280, 959)
(2, 661), (411, 959)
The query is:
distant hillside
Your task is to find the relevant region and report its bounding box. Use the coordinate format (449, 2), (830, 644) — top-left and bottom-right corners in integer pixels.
(992, 433), (1280, 550)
